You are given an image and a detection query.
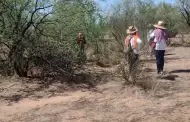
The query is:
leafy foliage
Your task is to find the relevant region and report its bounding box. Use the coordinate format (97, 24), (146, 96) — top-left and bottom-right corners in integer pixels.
(0, 0), (188, 83)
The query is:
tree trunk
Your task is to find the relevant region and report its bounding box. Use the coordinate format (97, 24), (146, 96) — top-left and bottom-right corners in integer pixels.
(8, 42), (29, 77)
(13, 58), (29, 77)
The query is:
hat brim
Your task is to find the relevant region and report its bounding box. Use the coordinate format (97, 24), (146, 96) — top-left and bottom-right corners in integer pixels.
(153, 25), (166, 29)
(126, 29), (138, 34)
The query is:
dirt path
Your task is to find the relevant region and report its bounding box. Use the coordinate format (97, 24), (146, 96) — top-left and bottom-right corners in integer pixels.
(0, 47), (190, 122)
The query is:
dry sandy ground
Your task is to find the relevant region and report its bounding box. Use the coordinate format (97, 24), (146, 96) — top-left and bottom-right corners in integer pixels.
(0, 47), (190, 122)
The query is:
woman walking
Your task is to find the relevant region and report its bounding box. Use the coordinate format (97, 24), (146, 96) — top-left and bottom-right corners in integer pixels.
(150, 21), (169, 75)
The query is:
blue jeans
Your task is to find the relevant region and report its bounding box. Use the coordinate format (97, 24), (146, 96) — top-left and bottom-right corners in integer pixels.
(156, 50), (165, 73)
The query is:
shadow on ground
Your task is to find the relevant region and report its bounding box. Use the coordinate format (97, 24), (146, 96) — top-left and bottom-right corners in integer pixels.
(141, 57), (180, 64)
(143, 68), (155, 72)
(170, 69), (190, 73)
(157, 74), (179, 81)
(165, 53), (174, 56)
(0, 65), (113, 103)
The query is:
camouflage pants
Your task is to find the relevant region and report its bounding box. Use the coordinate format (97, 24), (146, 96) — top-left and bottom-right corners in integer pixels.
(77, 46), (86, 64)
(126, 51), (139, 80)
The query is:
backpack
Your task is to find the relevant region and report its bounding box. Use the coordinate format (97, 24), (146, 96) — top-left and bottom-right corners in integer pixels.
(126, 35), (138, 53)
(127, 36), (133, 53)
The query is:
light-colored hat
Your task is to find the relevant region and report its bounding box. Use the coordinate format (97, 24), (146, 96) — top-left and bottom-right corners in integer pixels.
(126, 26), (138, 34)
(153, 21), (167, 29)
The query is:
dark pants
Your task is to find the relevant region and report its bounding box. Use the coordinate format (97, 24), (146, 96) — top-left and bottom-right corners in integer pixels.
(155, 50), (165, 73)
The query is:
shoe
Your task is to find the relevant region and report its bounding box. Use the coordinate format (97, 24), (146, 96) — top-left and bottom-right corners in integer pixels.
(160, 71), (165, 75)
(156, 72), (162, 78)
(157, 70), (160, 74)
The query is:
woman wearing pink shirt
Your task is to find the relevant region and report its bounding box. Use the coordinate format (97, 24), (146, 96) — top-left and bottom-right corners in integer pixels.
(150, 21), (169, 75)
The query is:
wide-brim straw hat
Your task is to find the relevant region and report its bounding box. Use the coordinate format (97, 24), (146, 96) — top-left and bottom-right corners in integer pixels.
(126, 26), (138, 34)
(153, 21), (167, 29)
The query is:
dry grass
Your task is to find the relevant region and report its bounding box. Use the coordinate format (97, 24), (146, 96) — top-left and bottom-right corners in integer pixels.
(170, 34), (190, 47)
(1, 47), (190, 122)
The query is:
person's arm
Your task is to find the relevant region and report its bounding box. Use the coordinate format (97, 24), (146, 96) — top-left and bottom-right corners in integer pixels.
(136, 38), (142, 54)
(149, 30), (155, 40)
(137, 38), (142, 49)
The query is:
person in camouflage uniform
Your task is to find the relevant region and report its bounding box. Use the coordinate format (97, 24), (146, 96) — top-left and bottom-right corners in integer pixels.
(76, 33), (86, 63)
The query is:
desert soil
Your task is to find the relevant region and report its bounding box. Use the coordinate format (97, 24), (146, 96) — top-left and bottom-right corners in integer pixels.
(0, 47), (190, 122)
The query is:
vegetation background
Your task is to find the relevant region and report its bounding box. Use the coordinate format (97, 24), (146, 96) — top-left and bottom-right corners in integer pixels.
(0, 0), (189, 78)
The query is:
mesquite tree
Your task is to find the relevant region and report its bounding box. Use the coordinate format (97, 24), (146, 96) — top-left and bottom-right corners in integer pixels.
(179, 0), (190, 27)
(0, 0), (103, 78)
(0, 0), (54, 76)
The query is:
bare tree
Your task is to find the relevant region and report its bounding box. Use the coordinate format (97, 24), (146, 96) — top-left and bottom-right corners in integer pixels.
(179, 0), (190, 27)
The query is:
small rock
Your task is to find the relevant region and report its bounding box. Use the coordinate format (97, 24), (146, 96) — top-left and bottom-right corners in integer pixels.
(48, 85), (58, 92)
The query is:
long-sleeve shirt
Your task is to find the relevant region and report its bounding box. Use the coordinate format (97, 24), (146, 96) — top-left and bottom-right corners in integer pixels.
(150, 29), (169, 50)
